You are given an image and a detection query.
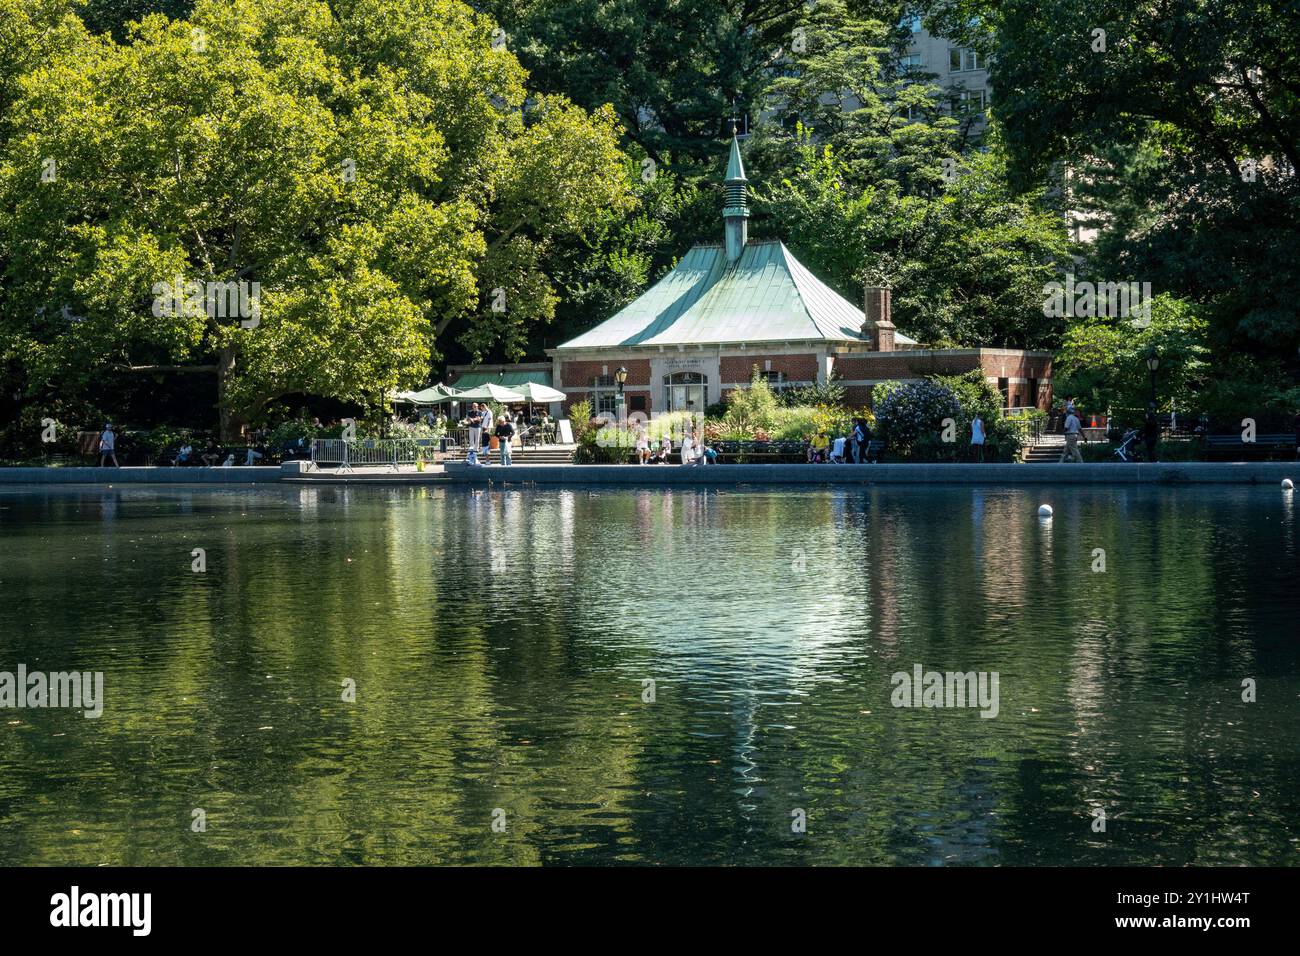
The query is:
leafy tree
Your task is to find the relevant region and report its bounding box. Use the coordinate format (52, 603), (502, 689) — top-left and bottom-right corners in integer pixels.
(924, 0), (1300, 376)
(0, 0), (633, 437)
(754, 127), (1071, 347)
(1053, 294), (1210, 420)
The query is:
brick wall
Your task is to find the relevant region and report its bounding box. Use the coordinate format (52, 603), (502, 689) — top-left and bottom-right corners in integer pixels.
(559, 358), (652, 389)
(559, 358), (652, 415)
(720, 354), (819, 384)
(834, 353), (983, 380)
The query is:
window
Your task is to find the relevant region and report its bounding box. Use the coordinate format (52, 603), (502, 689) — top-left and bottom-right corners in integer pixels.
(899, 53), (922, 73)
(591, 375), (617, 417)
(949, 89), (988, 115)
(758, 370), (791, 394)
(997, 377), (1009, 407)
(949, 48), (981, 72)
(629, 394), (647, 413)
(664, 371), (707, 412)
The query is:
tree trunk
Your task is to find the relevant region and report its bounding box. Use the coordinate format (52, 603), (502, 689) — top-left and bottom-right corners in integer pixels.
(216, 344), (244, 441)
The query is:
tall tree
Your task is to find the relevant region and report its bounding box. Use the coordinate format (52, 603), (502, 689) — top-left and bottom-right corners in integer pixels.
(749, 0), (1071, 347)
(0, 0), (633, 437)
(923, 0), (1300, 375)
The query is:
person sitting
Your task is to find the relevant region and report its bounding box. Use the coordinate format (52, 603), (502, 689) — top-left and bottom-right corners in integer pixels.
(245, 444), (265, 466)
(652, 437), (672, 464)
(808, 432), (829, 463)
(200, 440), (222, 467)
(174, 442), (193, 466)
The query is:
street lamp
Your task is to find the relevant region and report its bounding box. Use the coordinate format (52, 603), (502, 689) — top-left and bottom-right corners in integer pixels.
(615, 366), (628, 422)
(1145, 348), (1159, 406)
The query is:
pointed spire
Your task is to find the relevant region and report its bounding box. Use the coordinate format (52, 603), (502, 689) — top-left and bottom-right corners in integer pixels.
(725, 132), (747, 182)
(722, 132), (749, 263)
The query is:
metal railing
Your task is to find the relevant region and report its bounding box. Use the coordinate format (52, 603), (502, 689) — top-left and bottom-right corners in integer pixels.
(309, 438), (442, 473)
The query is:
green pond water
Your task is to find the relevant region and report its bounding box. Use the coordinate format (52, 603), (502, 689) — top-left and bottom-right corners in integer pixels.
(0, 482), (1296, 866)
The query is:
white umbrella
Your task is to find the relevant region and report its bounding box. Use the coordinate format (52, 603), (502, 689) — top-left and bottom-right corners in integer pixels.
(453, 383), (526, 403)
(513, 382), (566, 403)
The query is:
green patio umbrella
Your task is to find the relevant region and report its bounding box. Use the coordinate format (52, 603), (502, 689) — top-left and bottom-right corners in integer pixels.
(452, 382), (525, 403)
(396, 384), (459, 405)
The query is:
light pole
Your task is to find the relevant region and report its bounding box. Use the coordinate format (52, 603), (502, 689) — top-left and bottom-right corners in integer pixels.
(1145, 347), (1160, 462)
(1146, 347), (1159, 407)
(615, 366), (628, 422)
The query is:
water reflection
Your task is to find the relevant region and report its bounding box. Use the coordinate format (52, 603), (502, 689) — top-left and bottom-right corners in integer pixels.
(0, 483), (1295, 866)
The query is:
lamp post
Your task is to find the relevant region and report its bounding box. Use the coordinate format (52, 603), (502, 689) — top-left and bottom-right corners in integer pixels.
(615, 366), (628, 423)
(1145, 347), (1160, 462)
(1145, 347), (1160, 407)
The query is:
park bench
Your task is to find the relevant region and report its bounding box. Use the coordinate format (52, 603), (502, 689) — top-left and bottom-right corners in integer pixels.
(713, 439), (807, 464)
(1204, 433), (1297, 461)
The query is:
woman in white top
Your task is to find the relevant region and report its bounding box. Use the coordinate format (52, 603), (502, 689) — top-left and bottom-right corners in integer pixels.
(970, 414), (986, 462)
(635, 423), (649, 464)
(680, 434), (694, 465)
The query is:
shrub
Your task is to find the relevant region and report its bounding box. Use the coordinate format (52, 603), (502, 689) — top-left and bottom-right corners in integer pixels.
(872, 379), (961, 453)
(778, 374), (846, 409)
(723, 367), (780, 434)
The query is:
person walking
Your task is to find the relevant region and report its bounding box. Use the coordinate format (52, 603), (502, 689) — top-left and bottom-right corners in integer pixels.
(970, 413), (986, 463)
(1059, 407), (1084, 462)
(97, 423), (119, 467)
(495, 414), (514, 466)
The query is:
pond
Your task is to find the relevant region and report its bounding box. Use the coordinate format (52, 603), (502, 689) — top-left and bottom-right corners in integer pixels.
(0, 483), (1296, 865)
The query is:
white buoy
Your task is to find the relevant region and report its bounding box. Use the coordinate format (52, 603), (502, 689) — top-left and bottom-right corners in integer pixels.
(1283, 478), (1295, 490)
(1038, 504), (1053, 517)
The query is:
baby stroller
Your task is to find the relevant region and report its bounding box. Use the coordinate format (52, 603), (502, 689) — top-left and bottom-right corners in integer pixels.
(1114, 428), (1144, 462)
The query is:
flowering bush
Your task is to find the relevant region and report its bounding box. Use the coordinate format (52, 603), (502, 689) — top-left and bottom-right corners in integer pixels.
(872, 380), (961, 453)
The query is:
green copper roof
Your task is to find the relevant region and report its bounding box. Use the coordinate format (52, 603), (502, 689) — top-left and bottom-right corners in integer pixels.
(725, 134), (747, 181)
(555, 240), (918, 350)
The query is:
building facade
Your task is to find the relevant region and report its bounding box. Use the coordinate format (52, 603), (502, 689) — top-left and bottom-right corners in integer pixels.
(454, 135), (1051, 418)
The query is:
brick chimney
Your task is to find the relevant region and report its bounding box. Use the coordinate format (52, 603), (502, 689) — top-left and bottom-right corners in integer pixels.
(865, 285), (895, 352)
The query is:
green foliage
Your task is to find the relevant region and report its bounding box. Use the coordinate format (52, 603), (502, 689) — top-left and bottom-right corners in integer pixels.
(871, 378), (961, 453)
(927, 0), (1300, 386)
(723, 367), (780, 434)
(778, 374), (847, 409)
(567, 399), (595, 445)
(753, 129), (1071, 349)
(0, 0), (634, 439)
(1054, 295), (1210, 420)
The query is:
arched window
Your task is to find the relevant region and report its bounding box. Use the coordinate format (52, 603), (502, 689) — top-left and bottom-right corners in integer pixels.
(664, 371), (707, 412)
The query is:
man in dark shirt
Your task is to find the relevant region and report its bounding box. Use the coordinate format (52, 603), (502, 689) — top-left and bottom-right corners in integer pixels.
(494, 415), (515, 465)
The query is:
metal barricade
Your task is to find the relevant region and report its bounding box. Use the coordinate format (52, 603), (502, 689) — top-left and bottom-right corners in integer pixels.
(310, 439), (352, 473)
(310, 438), (443, 473)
